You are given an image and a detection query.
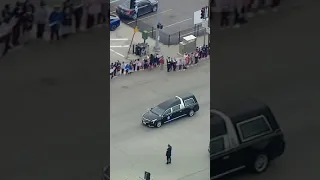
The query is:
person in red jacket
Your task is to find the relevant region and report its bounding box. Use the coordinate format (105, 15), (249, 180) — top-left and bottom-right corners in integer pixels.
(159, 56), (164, 70)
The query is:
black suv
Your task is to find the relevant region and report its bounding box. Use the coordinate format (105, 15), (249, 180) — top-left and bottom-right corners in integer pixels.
(142, 93), (199, 128)
(210, 99), (285, 179)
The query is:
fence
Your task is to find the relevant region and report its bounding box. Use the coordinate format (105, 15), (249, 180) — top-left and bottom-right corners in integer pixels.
(136, 20), (207, 46)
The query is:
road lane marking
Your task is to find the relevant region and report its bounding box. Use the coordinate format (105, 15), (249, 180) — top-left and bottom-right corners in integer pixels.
(148, 18), (193, 33)
(164, 18), (192, 28)
(110, 38), (129, 41)
(127, 9), (173, 24)
(110, 45), (130, 48)
(110, 0), (121, 3)
(110, 49), (125, 57)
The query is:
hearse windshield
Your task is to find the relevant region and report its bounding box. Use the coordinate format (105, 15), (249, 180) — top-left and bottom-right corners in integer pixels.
(210, 111), (227, 139)
(151, 106), (165, 116)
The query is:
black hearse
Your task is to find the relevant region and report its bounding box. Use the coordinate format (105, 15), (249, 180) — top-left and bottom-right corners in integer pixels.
(142, 93), (199, 128)
(210, 99), (285, 179)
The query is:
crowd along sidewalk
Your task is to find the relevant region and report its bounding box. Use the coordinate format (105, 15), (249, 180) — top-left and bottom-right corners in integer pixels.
(110, 23), (209, 63)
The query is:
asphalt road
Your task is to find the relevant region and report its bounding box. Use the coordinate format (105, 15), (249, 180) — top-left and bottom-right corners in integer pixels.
(211, 0), (320, 179)
(110, 61), (210, 179)
(110, 0), (208, 45)
(0, 28), (109, 180)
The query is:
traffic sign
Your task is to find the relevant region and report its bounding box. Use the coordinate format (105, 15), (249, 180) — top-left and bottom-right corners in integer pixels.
(134, 26), (139, 33)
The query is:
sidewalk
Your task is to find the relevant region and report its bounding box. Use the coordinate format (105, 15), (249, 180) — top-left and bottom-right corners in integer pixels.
(110, 23), (209, 63)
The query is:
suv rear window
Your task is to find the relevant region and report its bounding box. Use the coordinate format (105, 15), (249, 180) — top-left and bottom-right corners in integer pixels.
(237, 115), (272, 141)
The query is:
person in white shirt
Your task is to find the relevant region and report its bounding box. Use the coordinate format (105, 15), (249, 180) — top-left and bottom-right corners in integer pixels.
(121, 62), (125, 74)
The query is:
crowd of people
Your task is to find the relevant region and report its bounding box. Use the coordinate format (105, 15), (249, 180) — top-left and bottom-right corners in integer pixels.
(0, 0), (108, 59)
(212, 0), (281, 29)
(110, 45), (210, 79)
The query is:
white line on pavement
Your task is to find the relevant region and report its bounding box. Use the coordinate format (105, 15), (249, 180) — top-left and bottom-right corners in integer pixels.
(110, 38), (129, 41)
(148, 18), (193, 32)
(164, 18), (192, 28)
(110, 0), (121, 3)
(110, 45), (130, 48)
(110, 49), (125, 57)
(127, 9), (173, 24)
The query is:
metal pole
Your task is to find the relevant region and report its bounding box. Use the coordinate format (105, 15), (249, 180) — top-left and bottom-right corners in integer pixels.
(153, 0), (161, 53)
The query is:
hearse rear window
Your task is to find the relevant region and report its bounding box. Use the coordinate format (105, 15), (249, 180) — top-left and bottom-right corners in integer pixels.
(210, 137), (225, 155)
(184, 98), (195, 107)
(237, 115), (272, 141)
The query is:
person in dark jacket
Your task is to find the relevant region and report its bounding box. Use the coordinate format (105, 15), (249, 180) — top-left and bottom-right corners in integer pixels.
(61, 6), (73, 38)
(21, 5), (34, 44)
(2, 4), (12, 20)
(166, 58), (171, 72)
(166, 144), (172, 164)
(49, 6), (63, 41)
(11, 2), (23, 46)
(22, 0), (35, 14)
(35, 1), (47, 39)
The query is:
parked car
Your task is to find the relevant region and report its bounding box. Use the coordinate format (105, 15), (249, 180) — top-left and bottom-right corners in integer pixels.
(142, 93), (199, 128)
(116, 0), (158, 20)
(210, 99), (285, 179)
(110, 15), (120, 31)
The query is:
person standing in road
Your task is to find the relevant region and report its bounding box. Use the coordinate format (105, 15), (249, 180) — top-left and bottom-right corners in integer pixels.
(159, 55), (164, 70)
(166, 57), (171, 72)
(172, 58), (177, 71)
(194, 49), (199, 64)
(178, 58), (183, 70)
(121, 62), (125, 74)
(12, 2), (23, 46)
(49, 6), (63, 42)
(35, 1), (47, 39)
(21, 5), (34, 44)
(166, 144), (172, 164)
(219, 0), (231, 29)
(271, 0), (281, 11)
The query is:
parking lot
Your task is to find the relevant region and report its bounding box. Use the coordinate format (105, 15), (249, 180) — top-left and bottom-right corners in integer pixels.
(110, 61), (210, 179)
(212, 1), (320, 179)
(110, 0), (208, 44)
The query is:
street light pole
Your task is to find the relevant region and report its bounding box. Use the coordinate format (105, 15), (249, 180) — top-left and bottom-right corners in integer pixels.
(153, 1), (161, 54)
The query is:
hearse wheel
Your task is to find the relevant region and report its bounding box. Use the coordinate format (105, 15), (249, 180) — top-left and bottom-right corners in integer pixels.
(156, 121), (162, 128)
(188, 110), (195, 117)
(252, 153), (269, 173)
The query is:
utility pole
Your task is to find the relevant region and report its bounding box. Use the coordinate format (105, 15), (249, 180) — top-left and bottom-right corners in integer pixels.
(127, 0), (139, 57)
(201, 6), (209, 46)
(153, 0), (161, 54)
